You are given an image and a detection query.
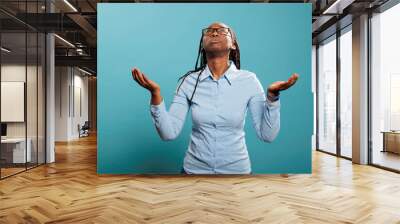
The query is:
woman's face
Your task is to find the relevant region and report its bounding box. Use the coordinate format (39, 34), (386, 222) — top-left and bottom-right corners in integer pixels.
(202, 22), (236, 55)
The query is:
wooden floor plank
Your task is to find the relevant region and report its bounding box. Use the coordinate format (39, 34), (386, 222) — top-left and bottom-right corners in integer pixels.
(1, 134), (400, 223)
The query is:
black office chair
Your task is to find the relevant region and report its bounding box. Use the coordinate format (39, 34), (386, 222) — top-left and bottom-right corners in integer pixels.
(78, 121), (90, 138)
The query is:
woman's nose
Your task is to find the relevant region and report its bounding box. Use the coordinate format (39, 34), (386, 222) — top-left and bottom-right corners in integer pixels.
(211, 30), (219, 36)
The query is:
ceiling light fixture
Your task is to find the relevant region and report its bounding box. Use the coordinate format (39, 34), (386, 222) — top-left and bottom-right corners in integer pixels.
(54, 34), (75, 48)
(322, 0), (354, 15)
(1, 47), (11, 53)
(78, 67), (93, 76)
(322, 0), (343, 14)
(63, 0), (78, 12)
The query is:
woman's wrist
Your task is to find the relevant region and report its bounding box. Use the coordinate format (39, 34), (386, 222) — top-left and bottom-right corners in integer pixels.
(150, 89), (162, 105)
(267, 90), (280, 102)
(151, 88), (161, 96)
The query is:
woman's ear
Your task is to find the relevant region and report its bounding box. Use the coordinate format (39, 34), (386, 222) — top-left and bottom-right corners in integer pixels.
(230, 43), (237, 50)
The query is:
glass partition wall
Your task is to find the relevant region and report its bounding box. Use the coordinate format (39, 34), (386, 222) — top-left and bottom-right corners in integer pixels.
(316, 26), (353, 159)
(0, 1), (46, 179)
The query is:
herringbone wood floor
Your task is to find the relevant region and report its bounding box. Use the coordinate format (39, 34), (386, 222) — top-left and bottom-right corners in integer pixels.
(1, 134), (400, 224)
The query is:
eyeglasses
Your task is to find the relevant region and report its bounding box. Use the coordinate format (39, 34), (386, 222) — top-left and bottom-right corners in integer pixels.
(202, 27), (231, 36)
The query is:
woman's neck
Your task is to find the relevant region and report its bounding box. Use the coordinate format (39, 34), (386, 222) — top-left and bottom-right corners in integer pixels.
(206, 55), (230, 80)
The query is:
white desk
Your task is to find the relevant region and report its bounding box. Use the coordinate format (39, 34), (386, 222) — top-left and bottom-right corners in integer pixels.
(1, 138), (32, 163)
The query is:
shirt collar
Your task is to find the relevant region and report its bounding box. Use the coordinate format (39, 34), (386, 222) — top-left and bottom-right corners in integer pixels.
(199, 60), (238, 85)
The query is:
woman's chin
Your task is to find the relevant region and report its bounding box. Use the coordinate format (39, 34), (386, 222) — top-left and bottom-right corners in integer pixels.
(205, 47), (229, 55)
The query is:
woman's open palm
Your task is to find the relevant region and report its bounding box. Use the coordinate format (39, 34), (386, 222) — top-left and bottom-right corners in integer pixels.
(268, 73), (299, 94)
(131, 68), (160, 93)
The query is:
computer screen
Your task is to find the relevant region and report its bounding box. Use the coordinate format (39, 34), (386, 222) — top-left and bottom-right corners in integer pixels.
(1, 123), (7, 137)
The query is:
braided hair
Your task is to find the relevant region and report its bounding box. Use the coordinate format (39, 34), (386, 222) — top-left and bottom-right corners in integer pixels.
(176, 27), (241, 106)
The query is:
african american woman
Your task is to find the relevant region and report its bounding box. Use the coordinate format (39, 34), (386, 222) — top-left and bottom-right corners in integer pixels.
(132, 22), (299, 175)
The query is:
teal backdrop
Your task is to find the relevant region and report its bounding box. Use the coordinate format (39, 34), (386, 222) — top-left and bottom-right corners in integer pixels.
(98, 3), (313, 174)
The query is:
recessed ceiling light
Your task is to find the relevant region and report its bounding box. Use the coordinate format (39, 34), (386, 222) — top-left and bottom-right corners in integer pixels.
(1, 47), (11, 53)
(54, 34), (75, 48)
(78, 67), (93, 76)
(63, 0), (78, 12)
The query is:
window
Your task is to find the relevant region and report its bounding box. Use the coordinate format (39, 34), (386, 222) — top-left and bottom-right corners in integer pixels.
(317, 35), (337, 154)
(370, 3), (400, 171)
(339, 27), (352, 158)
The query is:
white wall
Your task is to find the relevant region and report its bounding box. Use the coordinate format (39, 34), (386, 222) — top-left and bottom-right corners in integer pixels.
(55, 66), (89, 141)
(71, 71), (89, 139)
(1, 64), (42, 137)
(55, 66), (69, 141)
(1, 63), (46, 164)
(1, 65), (26, 139)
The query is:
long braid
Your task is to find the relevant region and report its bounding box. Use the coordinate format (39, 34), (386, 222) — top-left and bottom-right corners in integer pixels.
(189, 66), (206, 105)
(176, 33), (207, 105)
(228, 29), (240, 69)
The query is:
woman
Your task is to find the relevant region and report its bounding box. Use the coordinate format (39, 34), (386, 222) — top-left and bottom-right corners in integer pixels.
(132, 22), (298, 174)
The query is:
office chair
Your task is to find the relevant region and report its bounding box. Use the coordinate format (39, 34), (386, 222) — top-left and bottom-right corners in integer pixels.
(78, 121), (90, 138)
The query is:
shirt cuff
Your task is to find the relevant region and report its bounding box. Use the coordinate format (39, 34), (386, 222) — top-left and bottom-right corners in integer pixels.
(150, 99), (166, 118)
(266, 97), (280, 108)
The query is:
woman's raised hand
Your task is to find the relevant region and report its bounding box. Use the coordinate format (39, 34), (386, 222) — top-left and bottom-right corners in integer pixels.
(131, 68), (160, 94)
(267, 73), (299, 98)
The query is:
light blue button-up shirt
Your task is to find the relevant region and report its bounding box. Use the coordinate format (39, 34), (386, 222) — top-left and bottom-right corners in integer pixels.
(150, 61), (280, 174)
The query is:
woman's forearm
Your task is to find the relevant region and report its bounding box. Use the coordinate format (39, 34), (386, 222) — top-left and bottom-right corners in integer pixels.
(151, 89), (163, 105)
(149, 88), (189, 141)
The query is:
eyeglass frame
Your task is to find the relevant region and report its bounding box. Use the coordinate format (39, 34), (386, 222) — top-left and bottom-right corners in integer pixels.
(201, 27), (232, 36)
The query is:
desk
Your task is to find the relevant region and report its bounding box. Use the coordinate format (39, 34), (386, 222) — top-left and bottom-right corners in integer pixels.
(381, 131), (400, 154)
(1, 138), (32, 163)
